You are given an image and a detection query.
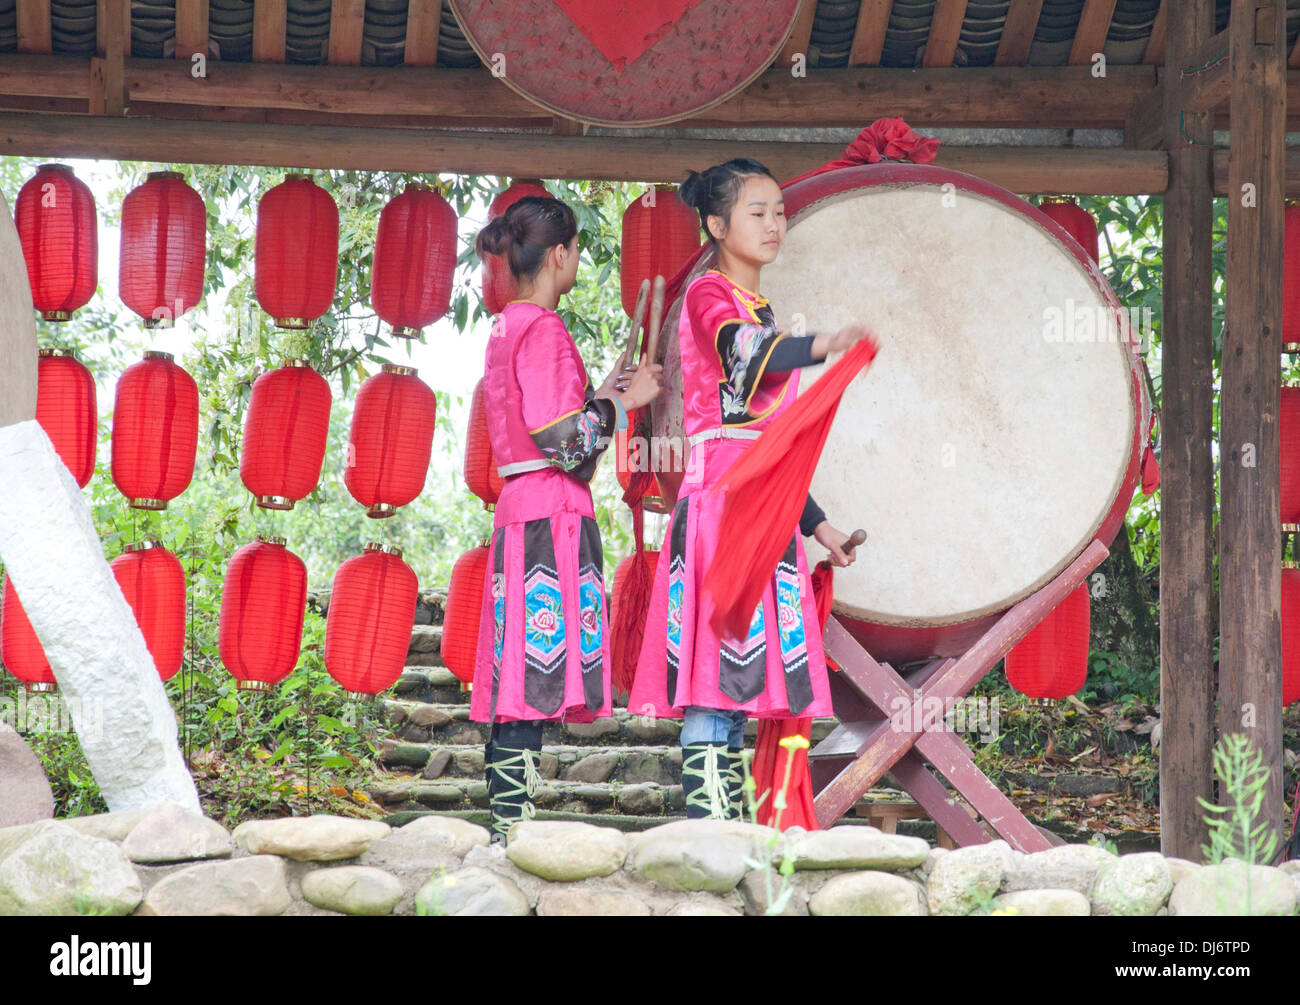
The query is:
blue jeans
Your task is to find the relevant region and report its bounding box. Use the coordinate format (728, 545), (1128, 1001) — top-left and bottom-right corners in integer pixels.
(681, 706), (746, 748)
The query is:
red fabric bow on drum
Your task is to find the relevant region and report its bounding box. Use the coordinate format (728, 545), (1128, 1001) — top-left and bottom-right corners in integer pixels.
(787, 117), (941, 187)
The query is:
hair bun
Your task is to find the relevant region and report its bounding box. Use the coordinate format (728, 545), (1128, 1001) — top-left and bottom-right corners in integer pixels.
(678, 170), (705, 209)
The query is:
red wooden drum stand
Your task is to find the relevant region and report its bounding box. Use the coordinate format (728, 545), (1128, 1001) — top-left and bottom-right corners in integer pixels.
(810, 539), (1109, 853)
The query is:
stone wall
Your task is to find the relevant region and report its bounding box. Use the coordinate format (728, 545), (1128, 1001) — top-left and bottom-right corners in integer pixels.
(1, 808), (1298, 916)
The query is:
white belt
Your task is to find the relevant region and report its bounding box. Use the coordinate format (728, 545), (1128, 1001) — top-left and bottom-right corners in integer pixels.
(688, 427), (762, 447)
(496, 458), (552, 477)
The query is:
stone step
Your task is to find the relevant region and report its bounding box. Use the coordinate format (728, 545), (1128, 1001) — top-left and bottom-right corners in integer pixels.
(381, 742), (683, 785)
(404, 625), (443, 668)
(390, 668), (466, 706)
(379, 702), (839, 748)
(367, 775), (685, 818)
(384, 807), (685, 833)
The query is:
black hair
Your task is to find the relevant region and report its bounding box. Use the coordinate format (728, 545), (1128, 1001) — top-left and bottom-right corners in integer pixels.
(474, 195), (579, 281)
(678, 158), (779, 245)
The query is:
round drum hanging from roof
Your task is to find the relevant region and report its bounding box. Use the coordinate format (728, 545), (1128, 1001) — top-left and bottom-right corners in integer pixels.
(447, 0), (803, 127)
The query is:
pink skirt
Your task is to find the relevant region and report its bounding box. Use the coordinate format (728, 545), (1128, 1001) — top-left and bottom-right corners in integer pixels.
(469, 471), (612, 724)
(629, 482), (833, 721)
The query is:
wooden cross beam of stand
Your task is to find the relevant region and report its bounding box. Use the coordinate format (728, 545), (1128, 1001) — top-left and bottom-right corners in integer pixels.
(810, 538), (1110, 853)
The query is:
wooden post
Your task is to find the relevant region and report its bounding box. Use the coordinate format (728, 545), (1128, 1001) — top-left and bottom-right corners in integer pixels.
(1159, 1), (1218, 862)
(1220, 0), (1287, 849)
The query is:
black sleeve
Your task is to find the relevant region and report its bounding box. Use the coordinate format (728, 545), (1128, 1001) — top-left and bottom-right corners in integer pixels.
(527, 391), (617, 484)
(799, 493), (826, 537)
(765, 334), (819, 373)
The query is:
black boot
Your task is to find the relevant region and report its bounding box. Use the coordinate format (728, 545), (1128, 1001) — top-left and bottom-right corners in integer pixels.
(487, 721), (543, 845)
(726, 747), (745, 821)
(681, 743), (731, 820)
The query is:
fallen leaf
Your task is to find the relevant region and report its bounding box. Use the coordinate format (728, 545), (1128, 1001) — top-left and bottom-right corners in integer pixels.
(1085, 792), (1120, 808)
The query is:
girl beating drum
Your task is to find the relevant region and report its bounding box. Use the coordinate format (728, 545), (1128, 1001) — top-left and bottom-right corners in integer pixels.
(630, 158), (873, 819)
(471, 196), (662, 843)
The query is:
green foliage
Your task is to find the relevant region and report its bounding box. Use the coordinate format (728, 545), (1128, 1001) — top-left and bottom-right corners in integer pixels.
(740, 746), (800, 915)
(1079, 649), (1159, 705)
(1198, 733), (1280, 867)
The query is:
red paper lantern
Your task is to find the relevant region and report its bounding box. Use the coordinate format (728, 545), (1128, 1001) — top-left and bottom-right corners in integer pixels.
(240, 360), (332, 510)
(463, 377), (504, 508)
(219, 536), (307, 691)
(111, 541), (186, 681)
(1283, 385), (1300, 524)
(15, 163), (97, 322)
(1, 575), (57, 693)
(111, 351), (199, 510)
(324, 544), (419, 697)
(1039, 195), (1099, 265)
(482, 180), (550, 315)
(36, 348), (97, 488)
(620, 185), (701, 319)
(1286, 201), (1300, 350)
(344, 364), (436, 518)
(254, 173), (339, 328)
(1004, 583), (1090, 699)
(119, 170), (206, 328)
(371, 184), (458, 338)
(1284, 564), (1300, 707)
(442, 544), (489, 684)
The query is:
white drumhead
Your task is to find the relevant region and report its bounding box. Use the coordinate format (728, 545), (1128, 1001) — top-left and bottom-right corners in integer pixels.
(766, 183), (1136, 626)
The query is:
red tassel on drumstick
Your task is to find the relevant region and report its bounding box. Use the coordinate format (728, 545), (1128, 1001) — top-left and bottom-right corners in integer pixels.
(752, 529), (865, 830)
(703, 335), (881, 642)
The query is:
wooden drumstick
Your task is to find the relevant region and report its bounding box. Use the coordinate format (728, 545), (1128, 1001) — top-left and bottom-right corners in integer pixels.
(844, 529), (867, 554)
(644, 274), (667, 365)
(623, 278), (651, 364)
(615, 279), (650, 391)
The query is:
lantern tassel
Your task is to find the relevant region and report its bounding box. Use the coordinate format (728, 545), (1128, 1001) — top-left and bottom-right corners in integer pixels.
(610, 503), (655, 696)
(703, 336), (879, 642)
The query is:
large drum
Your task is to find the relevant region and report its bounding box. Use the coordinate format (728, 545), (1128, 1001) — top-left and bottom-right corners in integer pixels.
(650, 163), (1148, 663)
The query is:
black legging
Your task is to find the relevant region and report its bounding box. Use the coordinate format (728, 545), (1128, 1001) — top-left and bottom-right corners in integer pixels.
(489, 720), (543, 749)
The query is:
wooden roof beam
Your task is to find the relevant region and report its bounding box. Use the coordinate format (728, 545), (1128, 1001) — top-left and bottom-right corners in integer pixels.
(849, 0), (892, 67)
(16, 0), (51, 55)
(778, 0), (817, 70)
(923, 0), (969, 68)
(90, 0), (127, 116)
(1143, 0), (1167, 64)
(1068, 0), (1118, 65)
(329, 0), (366, 66)
(253, 1), (287, 64)
(0, 57), (1168, 129)
(1176, 27), (1231, 112)
(403, 0), (441, 66)
(0, 111), (1170, 193)
(995, 0), (1044, 66)
(175, 0), (209, 61)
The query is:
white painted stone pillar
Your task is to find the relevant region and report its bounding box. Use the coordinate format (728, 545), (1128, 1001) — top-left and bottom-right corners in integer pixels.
(0, 190), (199, 813)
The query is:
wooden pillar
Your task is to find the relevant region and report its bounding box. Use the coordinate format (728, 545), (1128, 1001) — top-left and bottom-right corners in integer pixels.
(1220, 0), (1287, 848)
(1159, 1), (1217, 861)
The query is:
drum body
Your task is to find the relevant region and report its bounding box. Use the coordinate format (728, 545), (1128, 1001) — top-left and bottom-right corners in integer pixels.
(649, 164), (1147, 663)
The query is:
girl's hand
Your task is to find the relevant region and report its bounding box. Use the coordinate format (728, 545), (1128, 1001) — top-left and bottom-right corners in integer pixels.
(813, 521), (858, 568)
(617, 358), (664, 411)
(598, 353), (636, 398)
(827, 323), (874, 355)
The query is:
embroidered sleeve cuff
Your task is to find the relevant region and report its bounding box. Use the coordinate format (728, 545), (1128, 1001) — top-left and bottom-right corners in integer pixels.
(608, 394), (629, 433)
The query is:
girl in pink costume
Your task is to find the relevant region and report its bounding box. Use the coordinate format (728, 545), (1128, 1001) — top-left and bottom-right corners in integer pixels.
(630, 159), (871, 819)
(471, 195), (662, 842)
